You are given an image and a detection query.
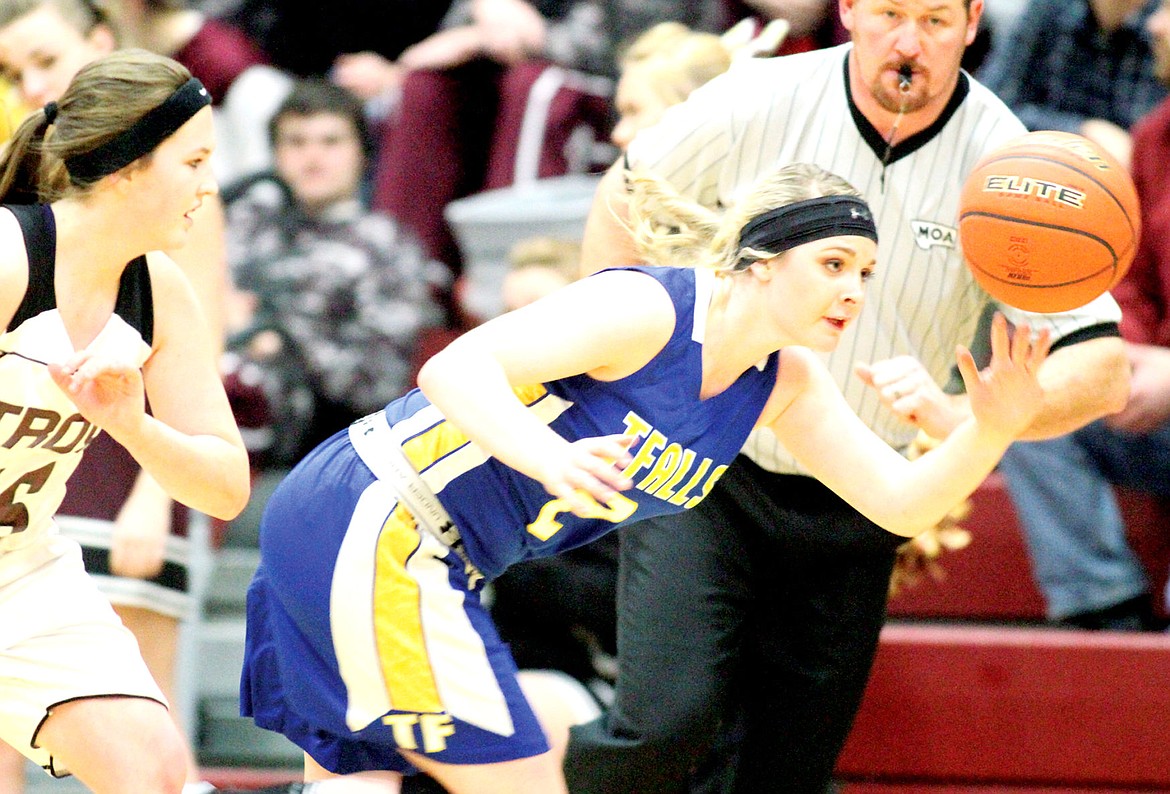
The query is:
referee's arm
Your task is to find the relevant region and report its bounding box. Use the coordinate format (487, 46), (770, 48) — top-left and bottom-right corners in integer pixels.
(945, 309), (1129, 440)
(581, 160), (640, 277)
(1022, 331), (1129, 440)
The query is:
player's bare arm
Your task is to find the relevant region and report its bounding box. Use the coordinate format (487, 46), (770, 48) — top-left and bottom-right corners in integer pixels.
(0, 210), (29, 328)
(71, 250), (250, 520)
(417, 269), (673, 512)
(1022, 335), (1129, 439)
(766, 315), (1050, 537)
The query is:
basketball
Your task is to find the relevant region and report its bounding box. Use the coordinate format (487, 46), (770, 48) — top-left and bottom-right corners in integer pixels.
(958, 130), (1140, 313)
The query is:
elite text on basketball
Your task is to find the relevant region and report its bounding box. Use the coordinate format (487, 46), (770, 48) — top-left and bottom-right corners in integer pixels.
(981, 175), (1087, 208)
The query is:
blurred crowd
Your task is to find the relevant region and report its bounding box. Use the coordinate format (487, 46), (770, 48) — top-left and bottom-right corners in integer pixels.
(7, 0), (1170, 790)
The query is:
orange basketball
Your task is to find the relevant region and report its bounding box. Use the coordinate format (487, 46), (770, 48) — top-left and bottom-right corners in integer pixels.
(958, 130), (1139, 313)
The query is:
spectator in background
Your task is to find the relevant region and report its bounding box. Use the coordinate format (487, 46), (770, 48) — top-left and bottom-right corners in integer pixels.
(978, 0), (1167, 170)
(370, 0), (620, 276)
(0, 75), (25, 134)
(500, 236), (582, 312)
(222, 78), (449, 472)
(0, 0), (117, 110)
(0, 4), (229, 790)
(0, 0), (274, 183)
(609, 20), (733, 151)
(987, 0), (1170, 632)
(113, 0), (266, 104)
(225, 0), (453, 79)
(729, 0), (843, 51)
(110, 0), (279, 182)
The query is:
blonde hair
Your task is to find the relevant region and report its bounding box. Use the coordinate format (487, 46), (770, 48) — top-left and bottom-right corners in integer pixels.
(507, 236), (581, 282)
(619, 22), (732, 110)
(625, 162), (864, 272)
(0, 48), (191, 201)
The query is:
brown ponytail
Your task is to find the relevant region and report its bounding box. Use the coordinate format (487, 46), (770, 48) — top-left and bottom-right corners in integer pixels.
(0, 48), (190, 204)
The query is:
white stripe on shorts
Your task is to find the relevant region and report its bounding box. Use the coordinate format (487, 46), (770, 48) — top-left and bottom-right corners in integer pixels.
(332, 479), (514, 737)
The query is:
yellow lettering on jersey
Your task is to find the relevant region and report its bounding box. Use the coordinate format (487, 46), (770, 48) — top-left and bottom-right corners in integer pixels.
(655, 447), (696, 501)
(667, 457), (711, 506)
(621, 412), (652, 442)
(637, 442), (683, 494)
(685, 464), (729, 508)
(382, 714), (419, 750)
(527, 491), (637, 541)
(622, 430), (666, 480)
(420, 713), (456, 753)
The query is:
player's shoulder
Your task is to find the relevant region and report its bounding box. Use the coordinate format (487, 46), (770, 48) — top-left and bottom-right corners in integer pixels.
(143, 249), (198, 312)
(0, 207), (28, 321)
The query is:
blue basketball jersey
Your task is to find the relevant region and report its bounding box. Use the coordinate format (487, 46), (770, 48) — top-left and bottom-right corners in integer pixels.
(384, 265), (779, 580)
(241, 265), (781, 773)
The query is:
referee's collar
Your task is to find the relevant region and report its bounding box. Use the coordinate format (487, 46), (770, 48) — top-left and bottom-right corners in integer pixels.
(843, 50), (970, 166)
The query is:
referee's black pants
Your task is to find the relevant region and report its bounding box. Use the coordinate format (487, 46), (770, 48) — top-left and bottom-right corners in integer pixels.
(563, 455), (902, 794)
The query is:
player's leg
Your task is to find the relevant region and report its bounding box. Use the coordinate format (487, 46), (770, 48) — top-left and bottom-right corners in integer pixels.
(36, 695), (187, 793)
(0, 741), (27, 793)
(1, 541), (187, 793)
(402, 746), (567, 794)
(303, 751), (402, 791)
(117, 605), (203, 780)
(517, 669), (602, 766)
(563, 470), (756, 793)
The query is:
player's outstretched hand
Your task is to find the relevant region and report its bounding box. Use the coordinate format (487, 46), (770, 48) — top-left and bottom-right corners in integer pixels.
(48, 350), (146, 436)
(955, 312), (1051, 443)
(538, 434), (635, 518)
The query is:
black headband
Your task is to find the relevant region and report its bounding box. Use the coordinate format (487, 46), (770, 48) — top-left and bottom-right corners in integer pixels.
(64, 78), (211, 182)
(737, 195), (878, 258)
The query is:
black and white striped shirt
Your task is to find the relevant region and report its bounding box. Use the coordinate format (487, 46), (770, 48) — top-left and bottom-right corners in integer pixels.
(628, 44), (1122, 475)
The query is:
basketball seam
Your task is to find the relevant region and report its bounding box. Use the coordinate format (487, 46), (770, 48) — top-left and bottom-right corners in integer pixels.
(968, 153), (1138, 242)
(959, 209), (1121, 265)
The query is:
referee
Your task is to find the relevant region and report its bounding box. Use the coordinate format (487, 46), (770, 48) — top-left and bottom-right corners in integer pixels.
(563, 1), (1129, 792)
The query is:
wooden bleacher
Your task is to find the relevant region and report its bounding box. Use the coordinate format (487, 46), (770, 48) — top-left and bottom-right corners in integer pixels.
(884, 472), (1170, 623)
(836, 472), (1170, 791)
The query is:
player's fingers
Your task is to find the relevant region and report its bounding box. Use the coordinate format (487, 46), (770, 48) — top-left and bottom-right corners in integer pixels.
(47, 363), (73, 393)
(988, 312), (1010, 365)
(558, 458), (624, 508)
(1010, 322), (1034, 363)
(584, 457), (633, 498)
(955, 344), (979, 389)
(594, 433), (636, 469)
(548, 480), (602, 516)
(79, 355), (136, 380)
(1031, 327), (1053, 366)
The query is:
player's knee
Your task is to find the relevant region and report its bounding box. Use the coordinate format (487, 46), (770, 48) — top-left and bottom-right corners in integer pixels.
(131, 728), (188, 794)
(103, 715), (188, 794)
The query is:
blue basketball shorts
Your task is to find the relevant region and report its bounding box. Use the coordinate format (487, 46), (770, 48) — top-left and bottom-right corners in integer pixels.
(239, 433), (549, 775)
